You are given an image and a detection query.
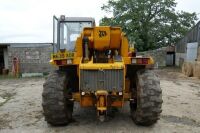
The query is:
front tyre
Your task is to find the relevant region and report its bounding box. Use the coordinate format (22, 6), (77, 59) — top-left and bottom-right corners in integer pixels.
(130, 70), (162, 126)
(42, 70), (73, 126)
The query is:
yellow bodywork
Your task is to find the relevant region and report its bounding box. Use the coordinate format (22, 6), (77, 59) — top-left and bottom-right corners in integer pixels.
(50, 26), (154, 117)
(79, 59), (124, 70)
(50, 26), (154, 66)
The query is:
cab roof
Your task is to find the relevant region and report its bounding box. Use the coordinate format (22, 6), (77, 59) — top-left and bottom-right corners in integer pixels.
(59, 16), (95, 23)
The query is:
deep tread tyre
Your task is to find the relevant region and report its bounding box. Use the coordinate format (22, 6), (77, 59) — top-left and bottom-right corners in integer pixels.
(130, 70), (162, 126)
(42, 70), (73, 126)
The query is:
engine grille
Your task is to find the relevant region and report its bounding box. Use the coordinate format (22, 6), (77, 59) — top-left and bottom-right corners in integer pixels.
(80, 69), (123, 91)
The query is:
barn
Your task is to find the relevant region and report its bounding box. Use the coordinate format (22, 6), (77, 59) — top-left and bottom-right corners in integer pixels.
(176, 21), (200, 66)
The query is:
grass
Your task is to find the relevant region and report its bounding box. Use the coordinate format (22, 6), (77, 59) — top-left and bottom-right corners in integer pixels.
(0, 72), (49, 80)
(0, 75), (18, 80)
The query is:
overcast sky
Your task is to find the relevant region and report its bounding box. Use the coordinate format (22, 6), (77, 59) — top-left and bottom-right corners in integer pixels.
(0, 0), (199, 43)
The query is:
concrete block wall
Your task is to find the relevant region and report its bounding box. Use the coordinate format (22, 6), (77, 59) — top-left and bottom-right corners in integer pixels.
(175, 53), (186, 67)
(7, 44), (55, 73)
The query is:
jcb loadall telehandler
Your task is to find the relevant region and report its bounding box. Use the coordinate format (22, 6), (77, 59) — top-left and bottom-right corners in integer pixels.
(42, 15), (162, 126)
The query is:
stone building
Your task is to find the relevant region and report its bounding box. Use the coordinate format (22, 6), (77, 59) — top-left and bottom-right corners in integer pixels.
(138, 46), (175, 67)
(0, 43), (54, 75)
(176, 21), (200, 66)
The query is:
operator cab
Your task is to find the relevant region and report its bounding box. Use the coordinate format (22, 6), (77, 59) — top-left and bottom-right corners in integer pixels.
(53, 15), (95, 52)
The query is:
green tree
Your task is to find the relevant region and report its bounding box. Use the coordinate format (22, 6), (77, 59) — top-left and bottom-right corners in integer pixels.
(100, 0), (198, 51)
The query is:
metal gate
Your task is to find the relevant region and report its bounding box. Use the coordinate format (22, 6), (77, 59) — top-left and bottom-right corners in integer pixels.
(166, 53), (174, 66)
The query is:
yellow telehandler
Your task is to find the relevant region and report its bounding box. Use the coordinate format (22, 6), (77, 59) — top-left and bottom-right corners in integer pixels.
(42, 15), (162, 126)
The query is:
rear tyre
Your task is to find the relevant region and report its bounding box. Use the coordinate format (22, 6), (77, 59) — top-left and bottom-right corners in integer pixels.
(42, 70), (73, 126)
(130, 70), (162, 126)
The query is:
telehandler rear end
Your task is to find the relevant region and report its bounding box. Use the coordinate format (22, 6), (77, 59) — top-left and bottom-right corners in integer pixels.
(42, 15), (162, 126)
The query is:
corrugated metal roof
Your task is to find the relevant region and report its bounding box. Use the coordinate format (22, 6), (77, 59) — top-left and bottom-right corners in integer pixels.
(63, 17), (95, 22)
(0, 43), (52, 48)
(0, 43), (10, 46)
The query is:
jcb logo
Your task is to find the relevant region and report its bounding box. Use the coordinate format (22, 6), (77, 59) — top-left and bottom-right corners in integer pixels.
(99, 30), (107, 38)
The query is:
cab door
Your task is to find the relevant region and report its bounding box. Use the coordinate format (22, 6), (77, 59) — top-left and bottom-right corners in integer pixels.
(53, 16), (58, 53)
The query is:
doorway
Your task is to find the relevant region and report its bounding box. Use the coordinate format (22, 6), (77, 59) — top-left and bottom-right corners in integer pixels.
(0, 47), (4, 74)
(166, 52), (175, 66)
(0, 45), (8, 75)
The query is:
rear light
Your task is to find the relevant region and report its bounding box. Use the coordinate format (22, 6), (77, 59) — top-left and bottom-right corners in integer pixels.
(142, 58), (148, 64)
(61, 60), (67, 65)
(55, 59), (72, 65)
(118, 92), (123, 96)
(132, 58), (137, 64)
(67, 59), (72, 64)
(81, 92), (85, 96)
(55, 60), (62, 65)
(137, 58), (142, 64)
(131, 58), (149, 64)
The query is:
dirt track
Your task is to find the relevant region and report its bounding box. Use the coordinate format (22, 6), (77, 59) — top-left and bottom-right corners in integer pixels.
(0, 67), (200, 133)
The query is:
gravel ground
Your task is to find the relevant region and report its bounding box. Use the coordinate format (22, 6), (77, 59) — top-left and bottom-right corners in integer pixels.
(0, 67), (200, 133)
